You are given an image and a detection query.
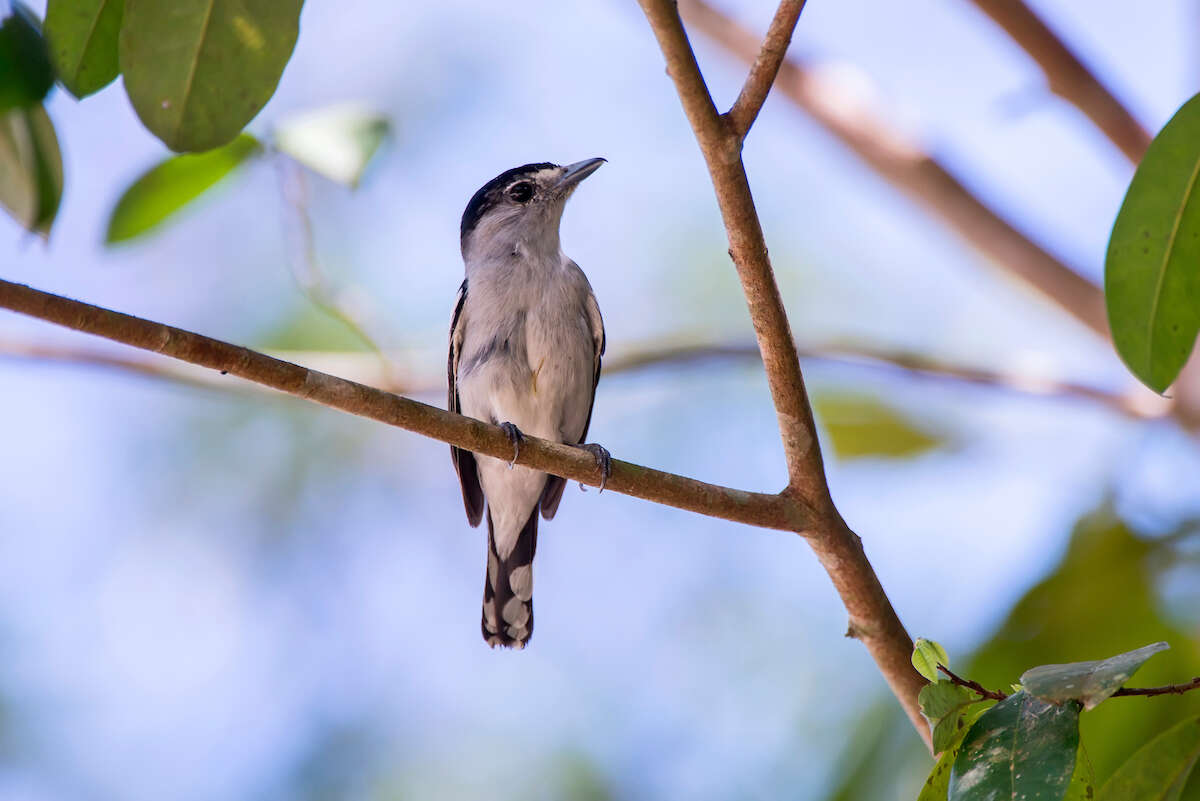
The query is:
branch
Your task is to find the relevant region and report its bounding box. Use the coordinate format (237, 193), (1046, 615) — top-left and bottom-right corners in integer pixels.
(679, 0), (1110, 341)
(938, 664), (1200, 701)
(637, 0), (824, 496)
(0, 278), (809, 532)
(937, 664), (1009, 701)
(1111, 677), (1200, 698)
(725, 0), (807, 139)
(966, 0), (1151, 164)
(637, 0), (932, 751)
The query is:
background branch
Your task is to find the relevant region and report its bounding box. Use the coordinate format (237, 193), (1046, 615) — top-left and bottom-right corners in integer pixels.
(679, 0), (1109, 341)
(0, 278), (807, 533)
(965, 0), (1151, 163)
(2, 337), (1167, 420)
(637, 0), (931, 751)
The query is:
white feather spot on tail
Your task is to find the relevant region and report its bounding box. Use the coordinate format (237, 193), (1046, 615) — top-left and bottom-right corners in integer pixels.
(502, 596), (530, 627)
(509, 565), (532, 601)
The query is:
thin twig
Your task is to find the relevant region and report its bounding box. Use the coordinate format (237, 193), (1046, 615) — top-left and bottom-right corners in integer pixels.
(965, 0), (1151, 164)
(938, 664), (1009, 701)
(1111, 677), (1200, 698)
(637, 0), (932, 751)
(0, 278), (811, 532)
(679, 0), (1109, 341)
(938, 664), (1200, 701)
(725, 0), (807, 139)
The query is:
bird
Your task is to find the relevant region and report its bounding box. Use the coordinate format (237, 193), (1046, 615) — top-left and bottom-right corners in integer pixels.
(448, 159), (610, 649)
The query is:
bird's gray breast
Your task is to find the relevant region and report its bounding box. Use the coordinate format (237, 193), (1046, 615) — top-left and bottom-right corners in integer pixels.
(458, 259), (594, 442)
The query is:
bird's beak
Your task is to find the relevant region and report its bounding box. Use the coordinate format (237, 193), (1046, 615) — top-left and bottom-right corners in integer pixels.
(557, 157), (606, 190)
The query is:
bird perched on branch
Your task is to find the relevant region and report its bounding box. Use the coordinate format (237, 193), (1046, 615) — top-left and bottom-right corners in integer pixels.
(448, 159), (610, 648)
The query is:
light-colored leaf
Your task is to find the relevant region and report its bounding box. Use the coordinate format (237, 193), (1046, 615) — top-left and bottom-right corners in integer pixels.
(105, 133), (261, 244)
(44, 0), (123, 98)
(274, 103), (390, 188)
(0, 103), (62, 237)
(812, 391), (948, 461)
(919, 681), (979, 754)
(950, 691), (1080, 801)
(918, 706), (991, 801)
(1061, 748), (1097, 801)
(1096, 715), (1200, 801)
(1021, 642), (1169, 711)
(913, 638), (950, 682)
(1105, 91), (1200, 393)
(119, 0), (302, 151)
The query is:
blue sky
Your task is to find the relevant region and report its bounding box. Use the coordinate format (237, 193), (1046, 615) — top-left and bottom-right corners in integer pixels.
(2, 1), (1198, 798)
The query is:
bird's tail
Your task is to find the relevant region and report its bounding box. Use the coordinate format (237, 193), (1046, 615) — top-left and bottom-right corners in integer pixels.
(481, 506), (538, 648)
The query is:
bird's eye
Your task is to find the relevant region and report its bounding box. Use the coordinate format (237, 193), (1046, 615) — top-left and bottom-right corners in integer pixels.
(507, 182), (534, 203)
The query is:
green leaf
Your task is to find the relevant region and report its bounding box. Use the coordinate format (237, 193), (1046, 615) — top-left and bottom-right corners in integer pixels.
(920, 742), (958, 801)
(119, 0), (302, 152)
(274, 103), (390, 188)
(812, 391), (948, 461)
(1097, 715), (1200, 801)
(0, 3), (54, 112)
(1063, 748), (1098, 801)
(105, 133), (261, 243)
(913, 638), (951, 682)
(965, 504), (1200, 794)
(1021, 642), (1170, 711)
(950, 691), (1080, 801)
(1105, 91), (1200, 393)
(0, 103), (63, 237)
(44, 0), (123, 98)
(919, 707), (991, 801)
(920, 681), (980, 754)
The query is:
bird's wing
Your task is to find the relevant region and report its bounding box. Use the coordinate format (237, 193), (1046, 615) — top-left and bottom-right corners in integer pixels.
(541, 287), (605, 519)
(449, 279), (485, 526)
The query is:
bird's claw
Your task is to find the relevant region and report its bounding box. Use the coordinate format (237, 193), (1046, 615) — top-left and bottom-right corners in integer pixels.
(577, 443), (611, 493)
(499, 422), (524, 468)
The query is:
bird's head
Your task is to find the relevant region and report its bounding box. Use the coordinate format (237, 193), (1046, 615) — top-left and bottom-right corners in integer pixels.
(460, 158), (605, 263)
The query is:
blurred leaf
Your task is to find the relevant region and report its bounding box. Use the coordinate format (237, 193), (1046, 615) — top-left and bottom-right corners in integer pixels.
(105, 133), (261, 244)
(914, 637), (951, 682)
(119, 0), (301, 151)
(1105, 91), (1200, 393)
(919, 707), (991, 801)
(812, 390), (947, 460)
(547, 752), (615, 801)
(0, 103), (62, 236)
(275, 103), (390, 188)
(1096, 715), (1200, 801)
(823, 702), (927, 801)
(919, 747), (955, 801)
(0, 4), (54, 112)
(950, 691), (1080, 801)
(967, 504), (1200, 796)
(1022, 642), (1170, 711)
(44, 0), (123, 98)
(1063, 749), (1098, 801)
(920, 681), (979, 753)
(259, 303), (373, 353)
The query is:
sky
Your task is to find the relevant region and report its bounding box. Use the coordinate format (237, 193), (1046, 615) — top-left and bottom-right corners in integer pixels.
(1, 1), (1198, 799)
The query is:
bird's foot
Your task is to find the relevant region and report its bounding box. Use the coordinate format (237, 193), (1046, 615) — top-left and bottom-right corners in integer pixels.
(499, 422), (524, 468)
(577, 443), (611, 493)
